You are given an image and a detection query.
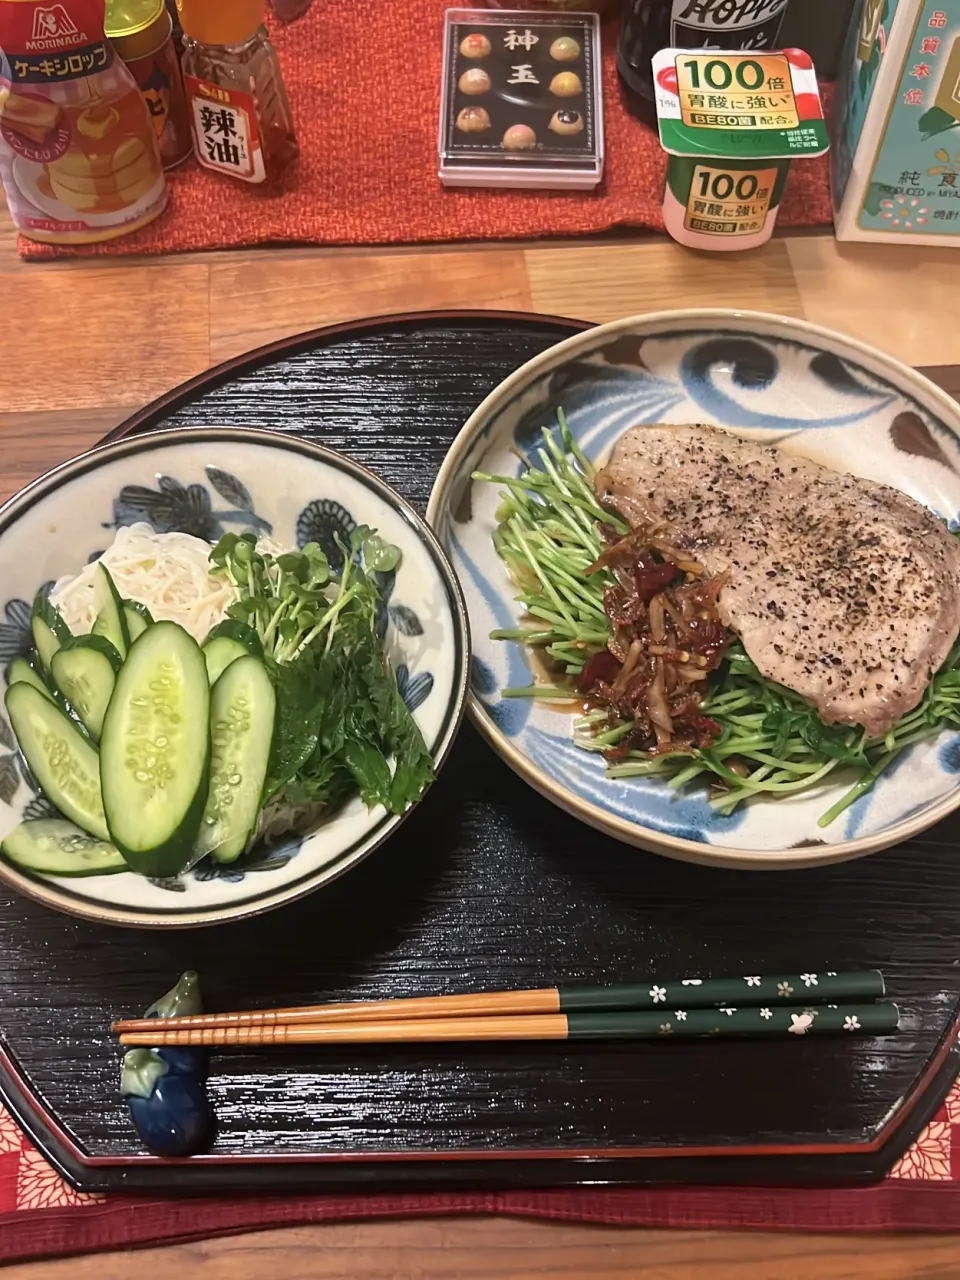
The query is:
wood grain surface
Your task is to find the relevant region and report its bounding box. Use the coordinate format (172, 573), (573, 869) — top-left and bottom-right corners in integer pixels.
(5, 1219), (959, 1279)
(3, 199), (959, 1275)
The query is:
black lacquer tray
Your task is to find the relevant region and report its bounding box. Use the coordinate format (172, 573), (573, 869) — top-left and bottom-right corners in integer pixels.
(3, 311), (960, 1194)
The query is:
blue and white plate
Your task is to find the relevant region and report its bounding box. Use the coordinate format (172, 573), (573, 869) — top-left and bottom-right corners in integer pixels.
(0, 428), (469, 926)
(428, 309), (960, 870)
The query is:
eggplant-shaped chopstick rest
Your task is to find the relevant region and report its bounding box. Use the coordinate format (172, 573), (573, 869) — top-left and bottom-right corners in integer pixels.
(120, 970), (213, 1157)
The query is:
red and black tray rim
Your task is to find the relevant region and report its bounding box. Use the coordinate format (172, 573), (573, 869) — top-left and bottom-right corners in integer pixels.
(0, 308), (955, 1193)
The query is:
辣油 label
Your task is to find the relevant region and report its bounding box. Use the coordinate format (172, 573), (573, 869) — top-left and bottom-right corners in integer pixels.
(184, 77), (265, 184)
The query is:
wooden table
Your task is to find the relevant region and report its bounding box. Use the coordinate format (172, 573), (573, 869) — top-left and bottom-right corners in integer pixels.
(2, 208), (958, 1276)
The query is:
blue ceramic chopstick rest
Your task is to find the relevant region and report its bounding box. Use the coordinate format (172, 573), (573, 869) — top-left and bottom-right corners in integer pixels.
(120, 971), (214, 1157)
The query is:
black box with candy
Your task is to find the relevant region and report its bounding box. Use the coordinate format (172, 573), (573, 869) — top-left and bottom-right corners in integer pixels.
(438, 8), (603, 190)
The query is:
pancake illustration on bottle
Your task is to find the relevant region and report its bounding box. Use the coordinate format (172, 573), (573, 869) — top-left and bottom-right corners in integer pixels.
(44, 105), (161, 213)
(0, 0), (167, 244)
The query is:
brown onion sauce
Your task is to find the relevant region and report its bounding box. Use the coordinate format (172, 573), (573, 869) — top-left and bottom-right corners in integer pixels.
(527, 515), (733, 756)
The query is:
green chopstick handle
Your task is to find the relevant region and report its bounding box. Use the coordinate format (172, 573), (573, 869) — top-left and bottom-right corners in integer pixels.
(565, 1002), (899, 1040)
(557, 970), (884, 1013)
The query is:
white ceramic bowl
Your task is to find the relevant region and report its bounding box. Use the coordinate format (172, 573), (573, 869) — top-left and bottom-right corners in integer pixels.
(0, 428), (469, 926)
(428, 309), (960, 870)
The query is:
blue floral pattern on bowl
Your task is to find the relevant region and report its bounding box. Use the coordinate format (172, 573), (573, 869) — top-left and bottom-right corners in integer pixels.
(428, 311), (960, 870)
(107, 465), (273, 541)
(0, 429), (467, 926)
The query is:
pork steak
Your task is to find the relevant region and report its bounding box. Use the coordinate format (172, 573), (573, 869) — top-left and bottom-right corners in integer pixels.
(595, 424), (960, 737)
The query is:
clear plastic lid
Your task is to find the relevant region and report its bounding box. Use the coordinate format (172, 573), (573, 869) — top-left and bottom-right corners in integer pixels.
(439, 9), (603, 190)
(651, 47), (828, 161)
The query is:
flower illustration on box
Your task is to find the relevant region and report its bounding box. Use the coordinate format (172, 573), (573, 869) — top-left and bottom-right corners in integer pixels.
(878, 194), (929, 229)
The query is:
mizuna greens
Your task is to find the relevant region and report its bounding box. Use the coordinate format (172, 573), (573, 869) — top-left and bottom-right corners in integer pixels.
(211, 529), (434, 817)
(476, 416), (960, 826)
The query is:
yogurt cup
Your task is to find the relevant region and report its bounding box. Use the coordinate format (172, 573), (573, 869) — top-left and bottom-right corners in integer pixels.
(662, 155), (791, 251)
(651, 47), (828, 253)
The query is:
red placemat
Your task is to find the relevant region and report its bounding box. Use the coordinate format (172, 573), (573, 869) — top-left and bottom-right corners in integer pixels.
(18, 4), (832, 260)
(0, 1081), (957, 1265)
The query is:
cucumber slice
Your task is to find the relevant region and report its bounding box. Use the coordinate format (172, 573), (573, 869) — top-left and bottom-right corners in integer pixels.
(31, 595), (70, 673)
(69, 634), (122, 671)
(204, 619), (264, 657)
(123, 605), (151, 643)
(124, 600), (155, 624)
(91, 564), (130, 660)
(202, 636), (249, 686)
(31, 618), (60, 673)
(33, 593), (70, 640)
(6, 657), (54, 700)
(196, 655), (275, 864)
(5, 683), (108, 840)
(51, 636), (120, 742)
(100, 621), (210, 879)
(2, 819), (125, 877)
(202, 620), (263, 685)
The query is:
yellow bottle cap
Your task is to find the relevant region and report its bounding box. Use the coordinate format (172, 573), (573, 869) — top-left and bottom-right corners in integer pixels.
(175, 0), (264, 45)
(104, 0), (165, 39)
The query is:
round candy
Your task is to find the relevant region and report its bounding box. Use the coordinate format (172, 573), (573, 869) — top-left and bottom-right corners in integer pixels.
(459, 67), (491, 95)
(550, 71), (582, 97)
(549, 109), (584, 136)
(459, 32), (491, 59)
(502, 123), (537, 151)
(457, 106), (491, 133)
(550, 36), (580, 62)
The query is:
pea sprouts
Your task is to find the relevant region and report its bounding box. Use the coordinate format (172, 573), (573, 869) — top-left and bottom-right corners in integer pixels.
(476, 417), (960, 826)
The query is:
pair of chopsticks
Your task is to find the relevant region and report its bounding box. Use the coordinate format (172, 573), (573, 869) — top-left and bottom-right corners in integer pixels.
(113, 969), (898, 1047)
